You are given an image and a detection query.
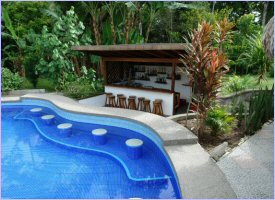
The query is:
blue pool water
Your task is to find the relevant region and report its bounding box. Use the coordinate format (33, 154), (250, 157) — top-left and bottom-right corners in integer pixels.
(2, 100), (181, 199)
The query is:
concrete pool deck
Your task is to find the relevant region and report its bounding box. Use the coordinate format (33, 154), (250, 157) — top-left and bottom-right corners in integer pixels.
(217, 122), (274, 198)
(1, 93), (236, 198)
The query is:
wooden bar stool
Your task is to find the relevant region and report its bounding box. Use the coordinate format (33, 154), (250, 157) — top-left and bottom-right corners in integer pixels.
(109, 95), (116, 107)
(116, 94), (124, 106)
(152, 99), (164, 116)
(143, 99), (151, 113)
(137, 97), (145, 111)
(118, 96), (127, 109)
(105, 93), (113, 107)
(128, 97), (136, 110)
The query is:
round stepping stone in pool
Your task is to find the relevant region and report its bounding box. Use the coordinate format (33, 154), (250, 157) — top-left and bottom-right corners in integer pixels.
(41, 115), (55, 125)
(57, 123), (72, 137)
(125, 138), (143, 159)
(30, 107), (43, 116)
(92, 129), (107, 145)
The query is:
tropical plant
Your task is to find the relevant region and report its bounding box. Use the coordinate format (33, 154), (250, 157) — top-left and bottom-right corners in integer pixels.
(21, 78), (34, 89)
(180, 18), (234, 139)
(103, 2), (119, 44)
(239, 34), (273, 82)
(225, 14), (263, 74)
(229, 97), (248, 127)
(205, 106), (236, 135)
(2, 7), (26, 76)
(2, 2), (53, 78)
(143, 2), (164, 43)
(35, 7), (92, 89)
(221, 75), (255, 95)
(62, 67), (104, 100)
(1, 67), (23, 92)
(36, 78), (56, 91)
(245, 86), (274, 135)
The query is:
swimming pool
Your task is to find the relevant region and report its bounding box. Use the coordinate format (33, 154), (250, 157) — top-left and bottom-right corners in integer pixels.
(2, 99), (182, 199)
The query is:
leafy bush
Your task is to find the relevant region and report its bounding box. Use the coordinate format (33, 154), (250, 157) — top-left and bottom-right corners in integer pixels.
(205, 106), (236, 135)
(1, 67), (23, 92)
(63, 78), (104, 100)
(63, 67), (104, 100)
(245, 86), (274, 135)
(221, 75), (254, 95)
(36, 78), (56, 91)
(34, 7), (91, 89)
(21, 78), (34, 89)
(225, 14), (263, 75)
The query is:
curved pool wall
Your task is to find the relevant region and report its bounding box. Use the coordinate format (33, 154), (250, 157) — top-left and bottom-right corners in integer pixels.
(2, 99), (182, 198)
(5, 99), (163, 145)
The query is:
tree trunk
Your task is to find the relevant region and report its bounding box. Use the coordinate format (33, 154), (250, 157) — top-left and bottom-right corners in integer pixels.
(92, 14), (101, 45)
(17, 48), (25, 77)
(72, 56), (81, 76)
(262, 2), (269, 26)
(145, 21), (152, 43)
(124, 11), (132, 44)
(110, 17), (116, 45)
(139, 21), (142, 36)
(131, 12), (136, 29)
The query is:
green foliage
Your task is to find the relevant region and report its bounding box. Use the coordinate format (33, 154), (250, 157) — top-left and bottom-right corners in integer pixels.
(1, 67), (23, 92)
(221, 75), (255, 95)
(2, 2), (53, 77)
(36, 78), (56, 91)
(239, 34), (273, 81)
(35, 6), (91, 89)
(180, 19), (234, 137)
(2, 2), (52, 36)
(230, 98), (248, 127)
(63, 79), (104, 100)
(62, 67), (104, 100)
(225, 14), (264, 75)
(205, 106), (236, 135)
(268, 66), (274, 78)
(245, 86), (274, 135)
(21, 78), (34, 89)
(214, 1), (274, 24)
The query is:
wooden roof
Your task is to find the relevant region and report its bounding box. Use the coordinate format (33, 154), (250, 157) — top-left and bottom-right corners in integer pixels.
(72, 43), (186, 58)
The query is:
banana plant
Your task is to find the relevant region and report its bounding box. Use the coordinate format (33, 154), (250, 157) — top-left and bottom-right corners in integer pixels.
(143, 2), (164, 43)
(103, 2), (120, 44)
(2, 7), (26, 76)
(79, 2), (105, 45)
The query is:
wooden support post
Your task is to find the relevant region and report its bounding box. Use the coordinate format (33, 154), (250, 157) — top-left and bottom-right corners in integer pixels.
(171, 62), (176, 115)
(171, 62), (176, 92)
(100, 58), (107, 84)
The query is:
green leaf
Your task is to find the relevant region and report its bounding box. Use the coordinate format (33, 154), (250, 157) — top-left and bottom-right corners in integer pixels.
(2, 7), (18, 41)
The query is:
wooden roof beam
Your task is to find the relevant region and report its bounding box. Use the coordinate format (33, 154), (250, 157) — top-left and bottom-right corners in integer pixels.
(102, 57), (181, 63)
